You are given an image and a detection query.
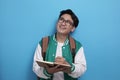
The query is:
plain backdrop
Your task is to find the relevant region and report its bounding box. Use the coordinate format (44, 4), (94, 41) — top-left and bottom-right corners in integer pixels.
(0, 0), (120, 80)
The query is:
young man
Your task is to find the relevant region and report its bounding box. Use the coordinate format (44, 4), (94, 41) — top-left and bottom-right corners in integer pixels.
(33, 9), (87, 80)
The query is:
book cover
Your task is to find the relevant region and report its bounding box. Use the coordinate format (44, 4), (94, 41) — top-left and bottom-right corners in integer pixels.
(36, 60), (71, 73)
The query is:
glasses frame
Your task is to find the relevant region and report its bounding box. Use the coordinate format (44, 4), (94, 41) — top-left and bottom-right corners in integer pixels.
(58, 17), (74, 26)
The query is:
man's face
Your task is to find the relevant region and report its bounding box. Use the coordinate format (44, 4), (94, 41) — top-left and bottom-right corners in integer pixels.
(56, 14), (75, 35)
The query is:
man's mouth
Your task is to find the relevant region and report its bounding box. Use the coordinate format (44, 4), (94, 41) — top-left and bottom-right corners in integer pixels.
(59, 25), (66, 29)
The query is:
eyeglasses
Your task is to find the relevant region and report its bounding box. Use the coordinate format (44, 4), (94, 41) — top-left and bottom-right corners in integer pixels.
(58, 17), (74, 26)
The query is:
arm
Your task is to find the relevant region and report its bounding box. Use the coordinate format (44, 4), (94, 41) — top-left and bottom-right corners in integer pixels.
(68, 47), (87, 78)
(33, 44), (65, 78)
(33, 44), (51, 79)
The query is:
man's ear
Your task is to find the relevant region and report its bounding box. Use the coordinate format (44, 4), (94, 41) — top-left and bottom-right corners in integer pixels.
(71, 27), (75, 32)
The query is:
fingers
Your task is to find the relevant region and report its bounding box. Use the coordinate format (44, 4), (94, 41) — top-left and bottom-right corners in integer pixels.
(55, 57), (66, 64)
(45, 64), (68, 74)
(56, 56), (65, 60)
(54, 64), (60, 68)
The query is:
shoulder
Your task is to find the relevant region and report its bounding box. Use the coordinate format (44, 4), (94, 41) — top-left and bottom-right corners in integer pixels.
(72, 37), (83, 49)
(39, 35), (53, 46)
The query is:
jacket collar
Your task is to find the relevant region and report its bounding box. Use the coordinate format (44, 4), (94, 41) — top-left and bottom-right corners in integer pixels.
(53, 34), (69, 46)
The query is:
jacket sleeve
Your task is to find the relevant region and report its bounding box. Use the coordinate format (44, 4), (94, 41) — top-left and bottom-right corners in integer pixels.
(68, 47), (87, 78)
(33, 44), (51, 79)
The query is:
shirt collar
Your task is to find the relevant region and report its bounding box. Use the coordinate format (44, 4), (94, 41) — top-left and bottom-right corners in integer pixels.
(53, 34), (69, 45)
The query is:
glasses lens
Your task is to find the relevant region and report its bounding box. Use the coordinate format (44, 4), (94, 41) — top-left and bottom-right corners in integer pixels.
(59, 17), (73, 26)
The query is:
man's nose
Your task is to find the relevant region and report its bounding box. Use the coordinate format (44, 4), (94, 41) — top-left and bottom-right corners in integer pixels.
(61, 20), (66, 25)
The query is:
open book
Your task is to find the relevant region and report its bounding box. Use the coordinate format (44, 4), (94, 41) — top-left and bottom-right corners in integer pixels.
(36, 60), (71, 73)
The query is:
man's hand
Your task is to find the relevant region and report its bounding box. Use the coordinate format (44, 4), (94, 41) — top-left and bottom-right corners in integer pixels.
(44, 56), (70, 74)
(55, 56), (69, 65)
(44, 64), (66, 74)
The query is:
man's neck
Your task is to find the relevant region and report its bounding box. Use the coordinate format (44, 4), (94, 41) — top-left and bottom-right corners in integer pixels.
(56, 33), (68, 43)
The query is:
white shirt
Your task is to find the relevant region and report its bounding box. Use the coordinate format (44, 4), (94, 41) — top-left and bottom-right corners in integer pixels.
(54, 42), (64, 80)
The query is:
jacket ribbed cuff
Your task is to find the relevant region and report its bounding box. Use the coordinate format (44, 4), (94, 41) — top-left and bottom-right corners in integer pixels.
(71, 63), (75, 72)
(43, 69), (52, 77)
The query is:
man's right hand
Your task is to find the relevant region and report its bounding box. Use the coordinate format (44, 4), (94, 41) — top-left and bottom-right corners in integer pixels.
(44, 64), (66, 74)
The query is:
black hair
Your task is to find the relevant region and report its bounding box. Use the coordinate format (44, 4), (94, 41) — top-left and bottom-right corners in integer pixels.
(59, 9), (79, 28)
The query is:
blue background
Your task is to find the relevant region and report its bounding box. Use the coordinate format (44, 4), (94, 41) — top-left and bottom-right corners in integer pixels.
(0, 0), (120, 80)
